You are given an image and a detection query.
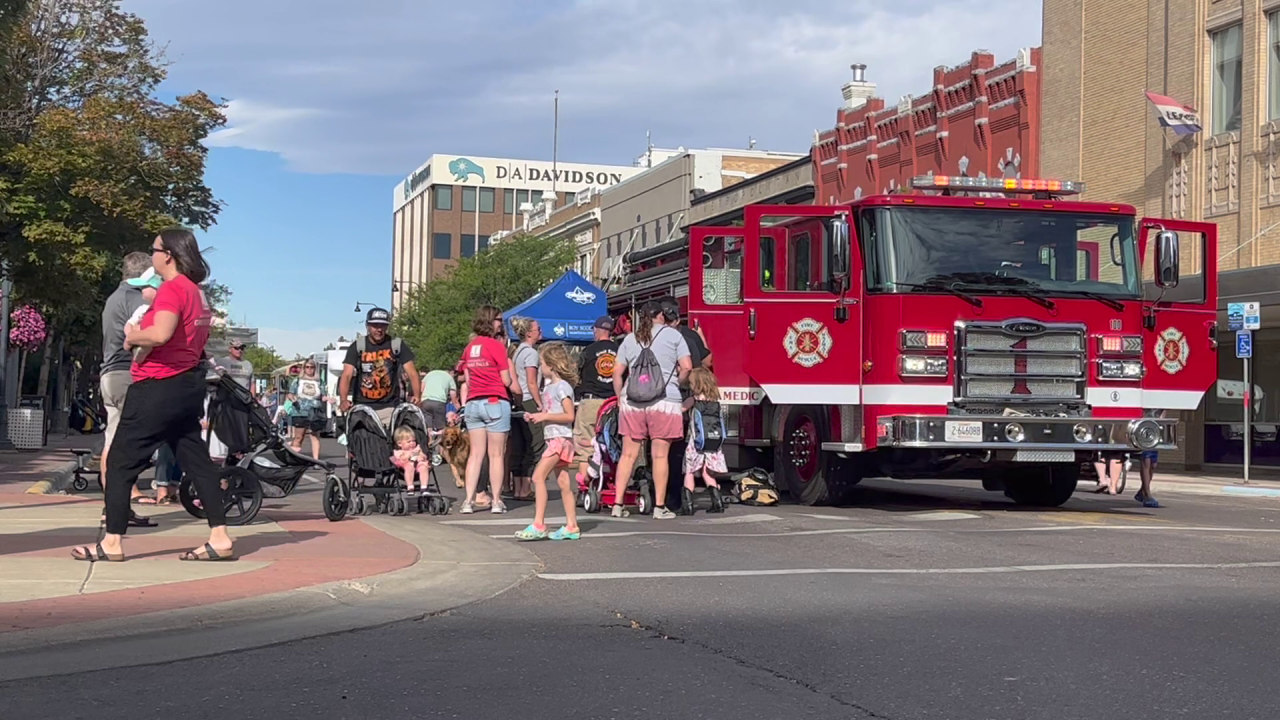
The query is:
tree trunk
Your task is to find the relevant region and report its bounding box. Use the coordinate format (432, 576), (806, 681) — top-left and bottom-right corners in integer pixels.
(36, 334), (52, 398)
(16, 349), (27, 398)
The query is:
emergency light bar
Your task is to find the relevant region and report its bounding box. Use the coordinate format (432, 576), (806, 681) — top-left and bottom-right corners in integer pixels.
(910, 175), (1085, 196)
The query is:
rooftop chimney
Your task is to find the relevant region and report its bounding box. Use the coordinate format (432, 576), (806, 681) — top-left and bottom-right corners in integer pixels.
(841, 63), (876, 111)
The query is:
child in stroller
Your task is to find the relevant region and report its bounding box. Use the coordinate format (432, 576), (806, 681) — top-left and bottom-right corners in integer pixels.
(576, 396), (654, 515)
(340, 403), (451, 517)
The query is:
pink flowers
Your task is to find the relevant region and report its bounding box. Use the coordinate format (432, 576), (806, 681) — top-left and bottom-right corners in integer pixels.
(9, 305), (47, 352)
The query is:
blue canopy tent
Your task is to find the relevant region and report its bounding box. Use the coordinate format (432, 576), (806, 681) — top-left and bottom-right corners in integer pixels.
(504, 271), (608, 343)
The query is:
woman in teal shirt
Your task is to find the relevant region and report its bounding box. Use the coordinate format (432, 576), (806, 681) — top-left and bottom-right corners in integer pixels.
(289, 361), (328, 459)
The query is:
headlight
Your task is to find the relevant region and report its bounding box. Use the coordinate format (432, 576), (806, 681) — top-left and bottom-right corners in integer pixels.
(1098, 360), (1144, 379)
(901, 330), (949, 350)
(900, 355), (948, 376)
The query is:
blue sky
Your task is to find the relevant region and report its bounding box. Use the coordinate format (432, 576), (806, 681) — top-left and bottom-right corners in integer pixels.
(123, 0), (1041, 357)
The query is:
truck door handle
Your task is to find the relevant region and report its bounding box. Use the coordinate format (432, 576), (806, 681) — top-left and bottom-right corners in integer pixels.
(1208, 321), (1219, 349)
(748, 308), (757, 340)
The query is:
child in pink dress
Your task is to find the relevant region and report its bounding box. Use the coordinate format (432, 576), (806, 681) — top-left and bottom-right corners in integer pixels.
(390, 426), (430, 493)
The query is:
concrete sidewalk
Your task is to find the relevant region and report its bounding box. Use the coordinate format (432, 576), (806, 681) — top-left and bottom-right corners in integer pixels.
(0, 433), (95, 496)
(0, 487), (540, 682)
(1154, 472), (1280, 499)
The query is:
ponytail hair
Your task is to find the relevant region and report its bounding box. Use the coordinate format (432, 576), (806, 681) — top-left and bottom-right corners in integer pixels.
(635, 301), (662, 345)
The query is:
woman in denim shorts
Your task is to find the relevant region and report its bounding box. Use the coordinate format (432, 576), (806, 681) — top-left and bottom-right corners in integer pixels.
(459, 306), (522, 514)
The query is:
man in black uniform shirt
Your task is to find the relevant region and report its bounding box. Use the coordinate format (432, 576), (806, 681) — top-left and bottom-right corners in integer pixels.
(574, 316), (619, 483)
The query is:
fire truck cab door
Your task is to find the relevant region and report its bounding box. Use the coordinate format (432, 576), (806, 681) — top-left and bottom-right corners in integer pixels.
(1138, 218), (1218, 412)
(741, 205), (862, 405)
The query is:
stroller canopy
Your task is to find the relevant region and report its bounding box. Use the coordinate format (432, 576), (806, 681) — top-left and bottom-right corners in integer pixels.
(504, 270), (607, 343)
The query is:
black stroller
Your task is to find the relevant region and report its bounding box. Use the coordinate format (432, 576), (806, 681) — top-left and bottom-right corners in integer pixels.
(179, 373), (343, 525)
(336, 402), (452, 518)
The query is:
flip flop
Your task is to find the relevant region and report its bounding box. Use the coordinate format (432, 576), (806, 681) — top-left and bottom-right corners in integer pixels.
(72, 543), (124, 562)
(132, 496), (158, 505)
(178, 543), (236, 562)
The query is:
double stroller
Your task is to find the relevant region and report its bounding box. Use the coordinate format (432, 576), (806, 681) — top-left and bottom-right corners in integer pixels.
(335, 403), (452, 518)
(576, 397), (654, 514)
(180, 373), (344, 525)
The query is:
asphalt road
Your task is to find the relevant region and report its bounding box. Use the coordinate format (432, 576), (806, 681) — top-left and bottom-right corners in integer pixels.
(7, 448), (1280, 719)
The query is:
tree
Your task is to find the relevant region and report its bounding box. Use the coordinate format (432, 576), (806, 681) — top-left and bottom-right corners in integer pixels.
(243, 344), (286, 376)
(0, 0), (224, 359)
(393, 234), (575, 371)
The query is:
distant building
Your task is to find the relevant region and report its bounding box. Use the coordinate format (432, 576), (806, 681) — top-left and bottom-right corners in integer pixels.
(390, 154), (643, 309)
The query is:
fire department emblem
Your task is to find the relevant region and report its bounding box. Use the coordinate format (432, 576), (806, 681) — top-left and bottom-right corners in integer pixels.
(1155, 327), (1190, 375)
(784, 318), (833, 368)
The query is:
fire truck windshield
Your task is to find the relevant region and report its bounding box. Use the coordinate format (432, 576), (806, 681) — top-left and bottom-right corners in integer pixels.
(860, 206), (1141, 301)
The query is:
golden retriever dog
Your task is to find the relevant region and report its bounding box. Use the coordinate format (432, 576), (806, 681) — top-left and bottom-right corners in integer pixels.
(438, 425), (491, 507)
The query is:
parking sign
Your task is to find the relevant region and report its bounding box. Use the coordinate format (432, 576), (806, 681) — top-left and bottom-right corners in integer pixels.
(1237, 330), (1253, 358)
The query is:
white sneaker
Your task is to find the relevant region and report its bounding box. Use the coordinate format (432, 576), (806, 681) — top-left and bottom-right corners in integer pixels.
(611, 505), (630, 518)
(460, 501), (475, 514)
(491, 500), (508, 514)
(652, 507), (676, 520)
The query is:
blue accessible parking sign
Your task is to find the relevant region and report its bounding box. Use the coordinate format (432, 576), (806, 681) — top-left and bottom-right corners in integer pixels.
(1237, 330), (1253, 359)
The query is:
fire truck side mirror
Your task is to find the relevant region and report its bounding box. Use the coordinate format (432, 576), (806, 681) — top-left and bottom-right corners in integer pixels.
(830, 216), (851, 287)
(1154, 230), (1180, 289)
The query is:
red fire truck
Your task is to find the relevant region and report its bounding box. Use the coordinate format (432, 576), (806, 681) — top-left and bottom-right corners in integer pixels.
(609, 175), (1218, 507)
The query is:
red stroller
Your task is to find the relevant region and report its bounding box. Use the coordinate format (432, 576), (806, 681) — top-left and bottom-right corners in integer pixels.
(577, 397), (654, 514)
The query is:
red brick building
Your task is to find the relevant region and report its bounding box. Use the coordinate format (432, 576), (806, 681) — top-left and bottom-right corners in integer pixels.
(812, 49), (1044, 204)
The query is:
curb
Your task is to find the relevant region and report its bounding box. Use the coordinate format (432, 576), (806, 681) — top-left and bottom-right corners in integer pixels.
(21, 460), (79, 495)
(1151, 481), (1280, 499)
(0, 514), (541, 682)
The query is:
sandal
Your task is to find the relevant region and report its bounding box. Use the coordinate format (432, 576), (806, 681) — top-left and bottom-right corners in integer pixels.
(549, 526), (580, 541)
(155, 495), (176, 505)
(98, 511), (158, 528)
(178, 542), (236, 562)
(132, 496), (158, 505)
(72, 543), (124, 562)
(514, 524), (548, 541)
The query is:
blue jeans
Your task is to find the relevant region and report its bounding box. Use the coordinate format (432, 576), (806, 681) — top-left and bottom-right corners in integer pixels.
(154, 444), (182, 488)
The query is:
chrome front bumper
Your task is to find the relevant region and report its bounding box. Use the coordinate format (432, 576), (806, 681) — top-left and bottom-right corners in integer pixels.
(878, 415), (1176, 453)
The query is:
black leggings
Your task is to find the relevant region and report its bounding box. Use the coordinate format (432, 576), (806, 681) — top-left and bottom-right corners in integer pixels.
(104, 368), (226, 535)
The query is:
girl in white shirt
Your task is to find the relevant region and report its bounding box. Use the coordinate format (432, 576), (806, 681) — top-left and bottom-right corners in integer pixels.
(515, 343), (581, 542)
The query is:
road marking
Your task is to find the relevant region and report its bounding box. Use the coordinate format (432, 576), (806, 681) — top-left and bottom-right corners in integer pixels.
(446, 515), (642, 526)
(899, 511), (982, 522)
(489, 523), (1280, 540)
(698, 513), (781, 525)
(483, 513), (781, 537)
(539, 560), (1280, 581)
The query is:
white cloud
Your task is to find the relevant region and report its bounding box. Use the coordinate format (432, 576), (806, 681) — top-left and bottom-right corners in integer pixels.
(257, 327), (357, 360)
(126, 0), (1041, 175)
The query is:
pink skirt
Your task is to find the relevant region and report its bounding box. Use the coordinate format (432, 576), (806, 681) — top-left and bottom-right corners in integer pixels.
(542, 436), (575, 465)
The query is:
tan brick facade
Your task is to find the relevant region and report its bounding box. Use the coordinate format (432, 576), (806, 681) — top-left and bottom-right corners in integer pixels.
(1043, 0), (1280, 470)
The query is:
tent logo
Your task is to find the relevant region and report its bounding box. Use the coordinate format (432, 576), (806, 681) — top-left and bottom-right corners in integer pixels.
(565, 286), (596, 305)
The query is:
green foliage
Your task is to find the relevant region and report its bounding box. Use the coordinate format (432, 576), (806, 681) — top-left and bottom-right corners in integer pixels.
(393, 235), (575, 371)
(243, 344), (286, 376)
(0, 0), (224, 358)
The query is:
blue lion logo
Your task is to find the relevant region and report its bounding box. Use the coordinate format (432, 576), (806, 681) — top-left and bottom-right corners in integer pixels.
(448, 157), (486, 183)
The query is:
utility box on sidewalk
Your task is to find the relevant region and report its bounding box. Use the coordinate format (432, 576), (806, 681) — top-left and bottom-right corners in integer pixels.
(9, 396), (46, 450)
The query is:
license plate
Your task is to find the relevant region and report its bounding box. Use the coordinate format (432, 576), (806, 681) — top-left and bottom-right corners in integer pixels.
(944, 421), (984, 443)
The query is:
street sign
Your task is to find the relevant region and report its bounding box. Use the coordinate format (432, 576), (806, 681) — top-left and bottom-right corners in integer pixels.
(1228, 302), (1245, 331)
(1244, 301), (1261, 330)
(1237, 329), (1253, 358)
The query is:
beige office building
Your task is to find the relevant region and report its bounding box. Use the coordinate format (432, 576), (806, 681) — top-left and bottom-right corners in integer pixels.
(1043, 0), (1280, 470)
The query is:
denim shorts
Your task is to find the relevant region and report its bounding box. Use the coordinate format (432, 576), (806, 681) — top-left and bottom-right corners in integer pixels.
(464, 398), (511, 433)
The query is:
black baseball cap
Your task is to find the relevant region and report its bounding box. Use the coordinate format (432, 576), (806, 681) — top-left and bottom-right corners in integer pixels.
(366, 308), (391, 325)
(593, 315), (614, 331)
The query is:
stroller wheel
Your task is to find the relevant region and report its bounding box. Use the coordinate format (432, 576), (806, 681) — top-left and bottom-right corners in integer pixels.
(394, 496), (410, 516)
(584, 488), (601, 514)
(323, 475), (348, 522)
(71, 476), (89, 493)
(636, 485), (654, 516)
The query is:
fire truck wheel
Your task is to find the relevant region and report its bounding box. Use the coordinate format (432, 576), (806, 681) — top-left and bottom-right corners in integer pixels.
(774, 406), (859, 506)
(1003, 463), (1080, 507)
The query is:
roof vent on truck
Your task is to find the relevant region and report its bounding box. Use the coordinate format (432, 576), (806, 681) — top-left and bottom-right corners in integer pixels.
(910, 175), (1085, 197)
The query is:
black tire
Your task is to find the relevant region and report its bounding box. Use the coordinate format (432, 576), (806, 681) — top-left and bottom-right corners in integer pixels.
(179, 466), (263, 526)
(323, 475), (348, 522)
(71, 476), (89, 492)
(774, 405), (860, 506)
(1004, 463), (1080, 507)
(584, 488), (601, 514)
(636, 485), (653, 515)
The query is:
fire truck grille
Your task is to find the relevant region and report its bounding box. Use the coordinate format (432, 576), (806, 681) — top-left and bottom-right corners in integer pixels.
(958, 324), (1086, 403)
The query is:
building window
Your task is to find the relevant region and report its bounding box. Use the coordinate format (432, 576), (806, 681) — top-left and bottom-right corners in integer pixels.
(1270, 13), (1280, 120)
(515, 189), (533, 210)
(461, 187), (476, 212)
(479, 187), (495, 213)
(564, 191), (577, 205)
(1212, 24), (1243, 134)
(504, 189), (515, 214)
(478, 234), (490, 252)
(432, 232), (452, 259)
(434, 185), (453, 211)
(461, 234), (476, 258)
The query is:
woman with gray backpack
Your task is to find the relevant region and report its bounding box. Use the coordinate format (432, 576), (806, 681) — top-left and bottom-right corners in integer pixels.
(609, 301), (692, 519)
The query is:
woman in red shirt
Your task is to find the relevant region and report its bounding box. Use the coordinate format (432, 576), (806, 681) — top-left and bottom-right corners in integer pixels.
(459, 305), (522, 514)
(72, 228), (234, 563)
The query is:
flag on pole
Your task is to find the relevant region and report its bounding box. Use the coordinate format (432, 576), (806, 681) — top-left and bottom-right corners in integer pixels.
(1144, 91), (1201, 136)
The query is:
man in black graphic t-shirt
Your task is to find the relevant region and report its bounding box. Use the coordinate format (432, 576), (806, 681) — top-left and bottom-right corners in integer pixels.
(574, 316), (619, 479)
(339, 308), (421, 424)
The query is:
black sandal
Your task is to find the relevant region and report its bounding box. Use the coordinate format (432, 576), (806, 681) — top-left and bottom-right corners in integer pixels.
(178, 543), (235, 562)
(72, 543), (124, 562)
